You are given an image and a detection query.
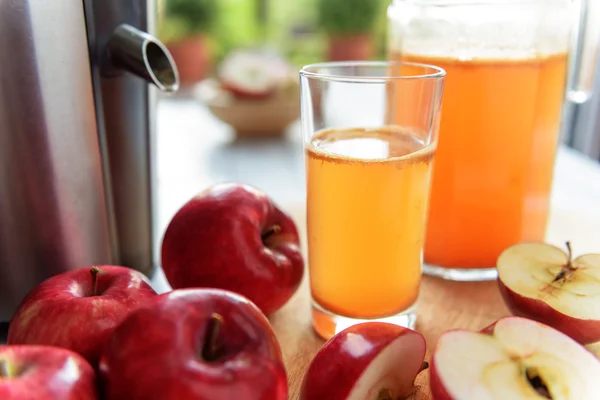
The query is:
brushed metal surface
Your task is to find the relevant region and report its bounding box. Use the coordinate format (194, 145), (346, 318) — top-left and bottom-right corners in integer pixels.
(84, 0), (159, 277)
(0, 0), (114, 320)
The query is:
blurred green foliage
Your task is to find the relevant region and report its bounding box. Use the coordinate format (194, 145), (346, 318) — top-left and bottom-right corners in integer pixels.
(159, 0), (219, 43)
(318, 0), (382, 35)
(159, 0), (390, 68)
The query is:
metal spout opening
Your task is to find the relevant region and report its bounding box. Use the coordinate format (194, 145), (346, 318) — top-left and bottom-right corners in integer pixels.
(108, 24), (179, 93)
(143, 41), (178, 92)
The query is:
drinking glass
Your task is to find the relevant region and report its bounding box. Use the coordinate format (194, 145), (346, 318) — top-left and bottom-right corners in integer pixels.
(300, 61), (445, 339)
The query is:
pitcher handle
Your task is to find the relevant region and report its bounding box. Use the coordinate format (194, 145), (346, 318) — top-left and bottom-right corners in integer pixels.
(567, 0), (600, 104)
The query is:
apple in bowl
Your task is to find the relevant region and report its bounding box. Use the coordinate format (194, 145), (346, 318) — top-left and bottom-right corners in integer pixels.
(218, 49), (295, 100)
(8, 266), (157, 365)
(99, 288), (287, 400)
(300, 322), (427, 400)
(0, 345), (97, 400)
(161, 183), (304, 315)
(430, 316), (600, 399)
(497, 242), (600, 344)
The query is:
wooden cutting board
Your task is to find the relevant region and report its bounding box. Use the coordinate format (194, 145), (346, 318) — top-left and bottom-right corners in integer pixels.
(270, 204), (600, 399)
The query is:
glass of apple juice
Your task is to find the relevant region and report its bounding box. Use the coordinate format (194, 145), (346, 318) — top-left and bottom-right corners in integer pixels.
(300, 61), (445, 339)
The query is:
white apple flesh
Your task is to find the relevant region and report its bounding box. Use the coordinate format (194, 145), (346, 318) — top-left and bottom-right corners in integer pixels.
(300, 322), (426, 400)
(218, 50), (290, 99)
(430, 316), (600, 400)
(497, 242), (600, 344)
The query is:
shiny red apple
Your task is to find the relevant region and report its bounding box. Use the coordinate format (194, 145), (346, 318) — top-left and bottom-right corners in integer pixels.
(161, 183), (304, 315)
(0, 345), (97, 400)
(8, 266), (157, 365)
(300, 322), (427, 400)
(497, 242), (600, 344)
(99, 288), (287, 400)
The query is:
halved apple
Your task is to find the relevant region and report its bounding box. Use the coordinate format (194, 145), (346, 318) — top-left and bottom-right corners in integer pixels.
(218, 49), (292, 100)
(300, 322), (426, 400)
(497, 242), (600, 344)
(430, 316), (600, 400)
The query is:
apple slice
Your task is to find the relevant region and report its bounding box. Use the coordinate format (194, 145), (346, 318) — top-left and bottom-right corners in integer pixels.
(430, 316), (600, 400)
(218, 50), (292, 100)
(300, 322), (426, 400)
(497, 242), (600, 344)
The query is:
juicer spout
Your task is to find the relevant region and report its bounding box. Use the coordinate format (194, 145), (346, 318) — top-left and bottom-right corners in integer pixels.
(107, 24), (179, 93)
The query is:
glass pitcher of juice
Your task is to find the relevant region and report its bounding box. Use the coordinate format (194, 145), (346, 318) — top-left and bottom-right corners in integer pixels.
(388, 0), (599, 280)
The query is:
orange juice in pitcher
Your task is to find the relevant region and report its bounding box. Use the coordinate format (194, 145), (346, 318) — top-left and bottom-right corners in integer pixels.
(388, 0), (578, 280)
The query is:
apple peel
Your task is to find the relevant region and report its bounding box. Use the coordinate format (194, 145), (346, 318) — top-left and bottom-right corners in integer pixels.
(300, 322), (426, 400)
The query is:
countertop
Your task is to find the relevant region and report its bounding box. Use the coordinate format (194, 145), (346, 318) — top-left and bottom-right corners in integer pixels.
(2, 96), (597, 397)
(153, 97), (600, 398)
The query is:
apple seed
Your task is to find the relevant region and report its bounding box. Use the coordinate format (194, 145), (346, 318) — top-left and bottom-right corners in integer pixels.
(525, 366), (552, 399)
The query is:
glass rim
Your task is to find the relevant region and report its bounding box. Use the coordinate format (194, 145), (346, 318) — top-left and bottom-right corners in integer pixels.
(299, 61), (446, 83)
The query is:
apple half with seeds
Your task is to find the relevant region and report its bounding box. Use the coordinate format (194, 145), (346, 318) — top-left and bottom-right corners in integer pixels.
(497, 242), (600, 344)
(430, 316), (600, 400)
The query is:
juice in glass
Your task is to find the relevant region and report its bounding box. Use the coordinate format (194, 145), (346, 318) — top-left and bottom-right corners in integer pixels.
(307, 126), (435, 332)
(301, 61), (445, 339)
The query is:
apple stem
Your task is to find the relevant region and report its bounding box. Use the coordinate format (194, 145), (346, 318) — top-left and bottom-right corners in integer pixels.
(261, 225), (281, 243)
(552, 242), (577, 284)
(202, 313), (224, 362)
(566, 241), (573, 266)
(90, 266), (100, 296)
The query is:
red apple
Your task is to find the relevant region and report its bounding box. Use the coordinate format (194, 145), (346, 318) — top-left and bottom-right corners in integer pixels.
(300, 322), (426, 400)
(161, 183), (304, 315)
(0, 345), (97, 400)
(430, 316), (600, 399)
(99, 288), (287, 400)
(497, 242), (600, 344)
(8, 266), (156, 365)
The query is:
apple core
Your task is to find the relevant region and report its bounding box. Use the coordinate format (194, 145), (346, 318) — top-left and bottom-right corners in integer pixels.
(525, 367), (551, 399)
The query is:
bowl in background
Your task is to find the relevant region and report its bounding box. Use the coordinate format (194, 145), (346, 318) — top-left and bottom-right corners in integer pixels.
(196, 78), (300, 139)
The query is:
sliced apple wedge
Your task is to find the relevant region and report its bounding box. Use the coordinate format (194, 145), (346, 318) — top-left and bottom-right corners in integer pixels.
(300, 322), (426, 400)
(497, 242), (600, 344)
(430, 316), (600, 400)
(218, 50), (292, 100)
